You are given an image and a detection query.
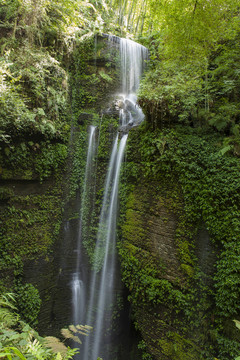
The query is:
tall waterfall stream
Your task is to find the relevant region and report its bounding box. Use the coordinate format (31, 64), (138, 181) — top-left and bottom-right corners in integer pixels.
(71, 36), (148, 360)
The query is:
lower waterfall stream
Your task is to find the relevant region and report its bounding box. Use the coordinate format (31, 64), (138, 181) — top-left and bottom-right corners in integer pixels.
(70, 35), (148, 360)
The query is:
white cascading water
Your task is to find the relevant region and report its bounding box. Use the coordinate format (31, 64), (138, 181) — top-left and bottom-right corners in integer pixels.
(73, 37), (148, 360)
(82, 134), (128, 360)
(120, 38), (148, 94)
(72, 125), (97, 325)
(117, 38), (148, 128)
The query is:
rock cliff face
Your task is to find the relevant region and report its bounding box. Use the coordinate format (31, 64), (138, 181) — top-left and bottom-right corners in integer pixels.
(121, 186), (184, 359)
(1, 34), (239, 360)
(0, 34), (120, 330)
(118, 126), (220, 359)
(123, 186), (183, 283)
(0, 149), (68, 325)
(120, 185), (199, 359)
(149, 206), (181, 283)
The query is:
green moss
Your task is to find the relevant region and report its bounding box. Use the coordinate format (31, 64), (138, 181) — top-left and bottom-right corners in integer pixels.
(15, 282), (42, 327)
(0, 141), (68, 182)
(158, 332), (200, 359)
(119, 125), (240, 359)
(180, 264), (195, 278)
(0, 193), (63, 274)
(0, 138), (68, 286)
(176, 237), (195, 266)
(123, 209), (146, 247)
(0, 187), (14, 200)
(70, 36), (120, 118)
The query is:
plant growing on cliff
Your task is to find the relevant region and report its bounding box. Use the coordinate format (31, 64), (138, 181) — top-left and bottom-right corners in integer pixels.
(0, 293), (18, 328)
(0, 293), (79, 359)
(233, 320), (240, 360)
(15, 283), (41, 327)
(120, 125), (240, 359)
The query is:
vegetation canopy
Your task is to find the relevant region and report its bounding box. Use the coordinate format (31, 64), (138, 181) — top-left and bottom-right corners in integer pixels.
(0, 0), (240, 359)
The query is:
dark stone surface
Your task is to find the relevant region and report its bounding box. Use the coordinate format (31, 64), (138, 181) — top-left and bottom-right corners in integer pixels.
(77, 112), (94, 125)
(195, 225), (217, 282)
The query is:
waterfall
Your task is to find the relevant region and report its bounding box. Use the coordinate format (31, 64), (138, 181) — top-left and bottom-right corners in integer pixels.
(82, 134), (128, 360)
(120, 38), (148, 95)
(72, 125), (97, 325)
(71, 36), (148, 360)
(117, 38), (148, 128)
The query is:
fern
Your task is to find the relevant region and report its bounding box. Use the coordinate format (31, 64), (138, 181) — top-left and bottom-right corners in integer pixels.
(0, 346), (27, 360)
(0, 293), (79, 359)
(99, 70), (113, 83)
(26, 336), (53, 359)
(0, 293), (18, 328)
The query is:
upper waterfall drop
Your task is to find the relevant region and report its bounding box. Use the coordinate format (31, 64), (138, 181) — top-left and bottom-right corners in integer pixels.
(120, 38), (148, 95)
(118, 37), (148, 128)
(106, 34), (148, 128)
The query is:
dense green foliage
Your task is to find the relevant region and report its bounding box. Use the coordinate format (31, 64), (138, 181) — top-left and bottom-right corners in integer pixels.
(0, 0), (239, 145)
(1, 0), (240, 359)
(103, 1), (240, 154)
(136, 1), (240, 146)
(0, 0), (112, 145)
(15, 283), (41, 326)
(119, 124), (240, 359)
(0, 293), (78, 359)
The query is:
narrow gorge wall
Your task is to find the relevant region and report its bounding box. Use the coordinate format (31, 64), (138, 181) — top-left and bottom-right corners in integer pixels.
(119, 130), (200, 359)
(1, 33), (240, 360)
(0, 34), (143, 359)
(119, 125), (240, 360)
(0, 143), (67, 326)
(0, 34), (121, 331)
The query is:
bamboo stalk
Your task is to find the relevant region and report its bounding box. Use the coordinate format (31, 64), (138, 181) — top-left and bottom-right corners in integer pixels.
(135, 0), (145, 35)
(140, 0), (148, 35)
(120, 0), (128, 26)
(128, 0), (138, 32)
(127, 0), (135, 29)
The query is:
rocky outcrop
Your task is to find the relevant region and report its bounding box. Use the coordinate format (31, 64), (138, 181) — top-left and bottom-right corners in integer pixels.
(118, 127), (219, 359)
(120, 183), (200, 359)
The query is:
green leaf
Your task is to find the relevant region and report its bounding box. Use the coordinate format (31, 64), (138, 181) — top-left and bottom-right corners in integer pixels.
(233, 319), (240, 330)
(0, 354), (12, 359)
(8, 347), (26, 360)
(219, 145), (232, 155)
(37, 108), (45, 116)
(4, 147), (10, 156)
(18, 339), (28, 346)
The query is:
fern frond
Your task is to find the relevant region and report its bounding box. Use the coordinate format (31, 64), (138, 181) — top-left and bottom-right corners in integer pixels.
(0, 293), (17, 310)
(68, 325), (77, 333)
(44, 336), (68, 356)
(60, 329), (82, 344)
(0, 293), (18, 328)
(26, 337), (52, 359)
